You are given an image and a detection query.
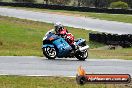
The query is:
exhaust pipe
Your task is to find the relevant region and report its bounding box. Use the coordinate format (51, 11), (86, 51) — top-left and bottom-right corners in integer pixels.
(79, 45), (89, 51)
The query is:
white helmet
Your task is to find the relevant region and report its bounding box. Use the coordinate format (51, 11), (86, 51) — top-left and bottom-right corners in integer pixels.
(54, 22), (64, 33)
(54, 22), (62, 26)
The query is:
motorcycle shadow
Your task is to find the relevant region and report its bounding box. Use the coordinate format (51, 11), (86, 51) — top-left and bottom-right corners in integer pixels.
(43, 58), (85, 62)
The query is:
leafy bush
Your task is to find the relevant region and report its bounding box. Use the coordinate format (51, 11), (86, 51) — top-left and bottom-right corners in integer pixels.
(49, 0), (71, 5)
(13, 0), (36, 3)
(110, 1), (128, 9)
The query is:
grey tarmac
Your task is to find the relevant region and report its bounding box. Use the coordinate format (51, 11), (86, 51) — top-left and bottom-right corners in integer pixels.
(0, 7), (132, 34)
(0, 56), (132, 77)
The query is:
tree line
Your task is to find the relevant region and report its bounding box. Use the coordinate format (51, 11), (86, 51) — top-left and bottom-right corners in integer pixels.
(1, 0), (132, 8)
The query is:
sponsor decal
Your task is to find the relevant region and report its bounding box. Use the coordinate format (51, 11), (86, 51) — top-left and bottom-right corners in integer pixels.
(76, 66), (131, 85)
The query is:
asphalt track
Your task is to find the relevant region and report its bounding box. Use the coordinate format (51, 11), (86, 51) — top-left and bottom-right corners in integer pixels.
(0, 7), (132, 77)
(0, 56), (132, 77)
(0, 7), (132, 34)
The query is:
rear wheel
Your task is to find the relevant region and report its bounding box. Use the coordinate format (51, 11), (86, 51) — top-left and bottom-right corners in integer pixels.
(75, 50), (88, 61)
(43, 46), (57, 59)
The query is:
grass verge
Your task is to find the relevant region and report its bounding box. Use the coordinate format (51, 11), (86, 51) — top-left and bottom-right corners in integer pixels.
(0, 15), (100, 56)
(0, 16), (132, 59)
(1, 6), (132, 23)
(0, 76), (131, 88)
(89, 48), (132, 60)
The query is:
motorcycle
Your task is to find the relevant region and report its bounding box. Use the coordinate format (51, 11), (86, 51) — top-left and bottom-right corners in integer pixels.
(42, 31), (89, 61)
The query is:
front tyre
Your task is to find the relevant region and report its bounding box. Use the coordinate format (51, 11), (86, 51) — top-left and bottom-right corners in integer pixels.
(75, 50), (88, 61)
(43, 46), (57, 59)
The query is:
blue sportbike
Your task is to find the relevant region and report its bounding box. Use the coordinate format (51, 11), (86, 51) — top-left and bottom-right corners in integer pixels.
(42, 31), (89, 61)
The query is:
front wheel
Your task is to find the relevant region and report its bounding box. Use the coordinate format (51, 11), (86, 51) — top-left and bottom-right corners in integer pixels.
(75, 50), (88, 61)
(43, 46), (57, 59)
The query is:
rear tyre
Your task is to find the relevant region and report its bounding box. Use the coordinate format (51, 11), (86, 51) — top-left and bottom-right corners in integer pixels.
(43, 46), (57, 59)
(75, 50), (88, 61)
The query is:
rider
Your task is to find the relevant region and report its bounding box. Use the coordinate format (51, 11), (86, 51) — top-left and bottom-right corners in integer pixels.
(49, 22), (76, 48)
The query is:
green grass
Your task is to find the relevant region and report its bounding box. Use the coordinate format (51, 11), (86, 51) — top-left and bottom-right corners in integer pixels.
(1, 0), (12, 2)
(0, 16), (100, 56)
(1, 6), (132, 23)
(0, 76), (129, 88)
(0, 16), (132, 59)
(89, 48), (132, 60)
(1, 0), (52, 3)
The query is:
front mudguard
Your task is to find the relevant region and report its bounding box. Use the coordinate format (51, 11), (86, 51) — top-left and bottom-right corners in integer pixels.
(42, 44), (54, 49)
